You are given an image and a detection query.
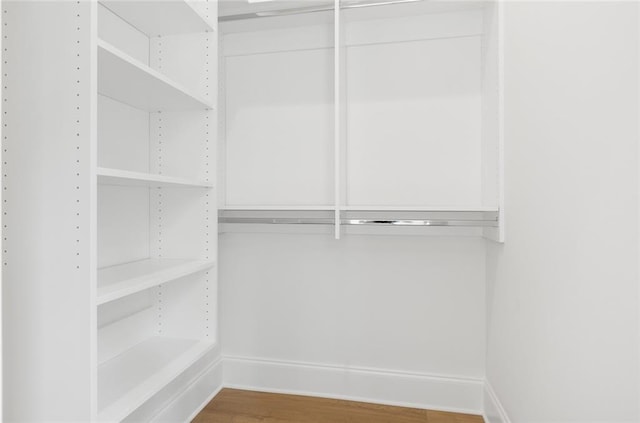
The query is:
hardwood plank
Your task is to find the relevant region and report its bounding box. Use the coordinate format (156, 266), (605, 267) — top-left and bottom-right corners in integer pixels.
(193, 388), (484, 423)
(427, 410), (486, 423)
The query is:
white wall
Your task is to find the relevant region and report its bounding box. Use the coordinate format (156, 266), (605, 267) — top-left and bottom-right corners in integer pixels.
(218, 6), (491, 412)
(346, 34), (482, 207)
(485, 2), (639, 422)
(221, 9), (486, 210)
(220, 233), (487, 410)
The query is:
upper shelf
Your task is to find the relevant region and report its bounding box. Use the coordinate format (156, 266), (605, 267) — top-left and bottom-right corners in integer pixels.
(100, 0), (214, 37)
(97, 167), (213, 189)
(98, 39), (213, 112)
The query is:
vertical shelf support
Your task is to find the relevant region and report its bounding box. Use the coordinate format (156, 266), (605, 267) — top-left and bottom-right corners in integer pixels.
(496, 0), (505, 243)
(481, 0), (505, 243)
(333, 0), (347, 240)
(2, 2), (96, 420)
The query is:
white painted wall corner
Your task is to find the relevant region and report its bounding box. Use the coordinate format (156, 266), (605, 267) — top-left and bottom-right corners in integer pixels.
(483, 381), (511, 423)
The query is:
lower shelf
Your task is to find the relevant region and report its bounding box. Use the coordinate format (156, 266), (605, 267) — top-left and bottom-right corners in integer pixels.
(98, 337), (215, 422)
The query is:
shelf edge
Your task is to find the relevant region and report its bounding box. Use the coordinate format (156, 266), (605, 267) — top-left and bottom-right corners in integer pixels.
(98, 39), (214, 110)
(97, 259), (216, 306)
(97, 167), (214, 189)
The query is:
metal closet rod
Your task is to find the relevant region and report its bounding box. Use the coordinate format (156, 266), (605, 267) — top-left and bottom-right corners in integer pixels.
(219, 217), (498, 227)
(219, 0), (423, 22)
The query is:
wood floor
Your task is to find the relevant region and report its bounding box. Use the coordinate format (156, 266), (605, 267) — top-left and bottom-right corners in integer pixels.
(193, 389), (485, 423)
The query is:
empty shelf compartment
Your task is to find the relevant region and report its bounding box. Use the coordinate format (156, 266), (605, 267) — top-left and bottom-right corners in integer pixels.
(98, 337), (215, 422)
(97, 258), (215, 305)
(98, 40), (213, 112)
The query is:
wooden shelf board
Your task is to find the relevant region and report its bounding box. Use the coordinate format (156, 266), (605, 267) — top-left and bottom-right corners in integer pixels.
(97, 258), (215, 306)
(97, 167), (213, 189)
(98, 39), (213, 112)
(100, 0), (214, 37)
(98, 337), (215, 422)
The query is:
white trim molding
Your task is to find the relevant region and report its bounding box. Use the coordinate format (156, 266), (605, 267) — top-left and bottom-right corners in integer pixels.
(483, 381), (511, 423)
(223, 355), (484, 415)
(151, 358), (224, 423)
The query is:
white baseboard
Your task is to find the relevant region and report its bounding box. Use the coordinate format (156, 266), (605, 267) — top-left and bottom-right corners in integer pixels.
(483, 381), (511, 423)
(151, 358), (224, 423)
(142, 356), (510, 421)
(223, 355), (484, 415)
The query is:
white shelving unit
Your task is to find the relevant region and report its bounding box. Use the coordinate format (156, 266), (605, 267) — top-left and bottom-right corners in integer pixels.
(2, 0), (504, 420)
(218, 0), (503, 240)
(3, 1), (220, 421)
(95, 1), (218, 420)
(215, 2), (507, 415)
